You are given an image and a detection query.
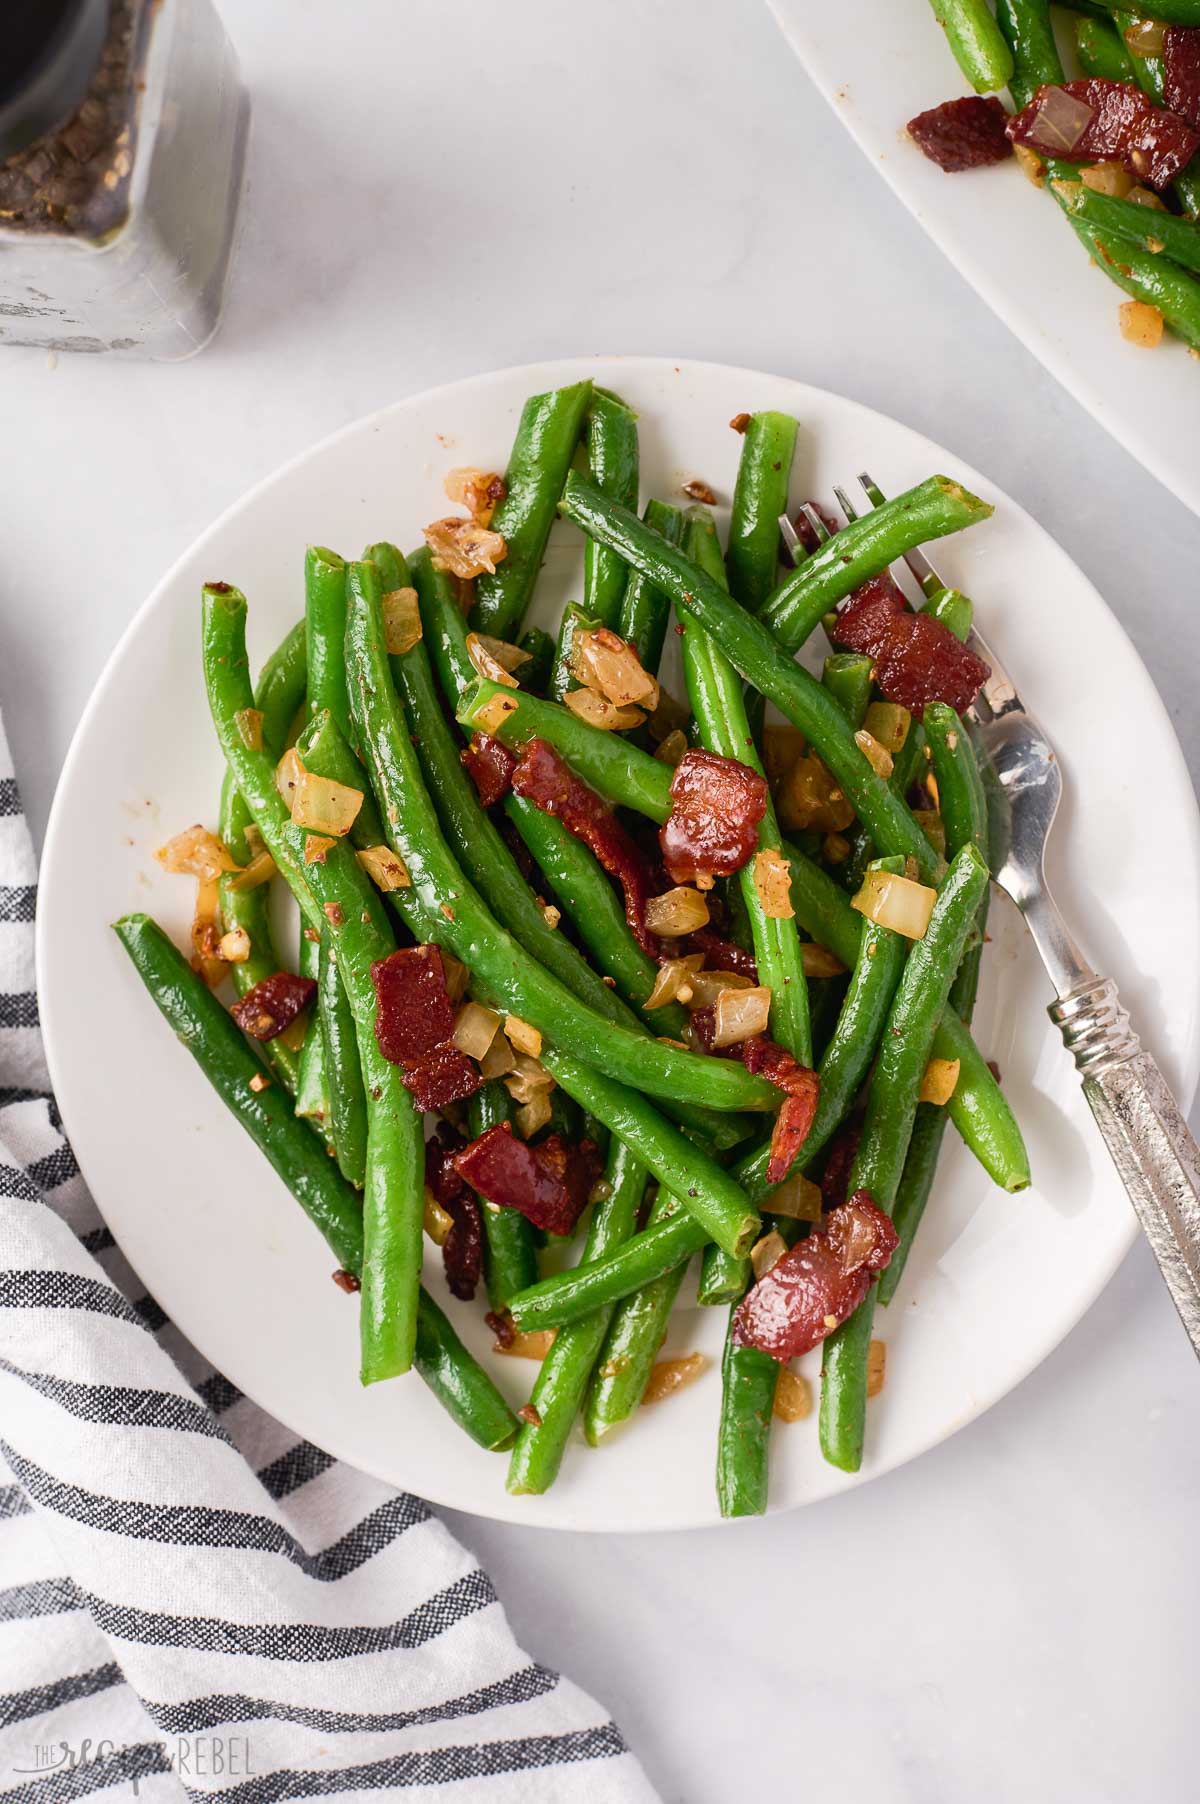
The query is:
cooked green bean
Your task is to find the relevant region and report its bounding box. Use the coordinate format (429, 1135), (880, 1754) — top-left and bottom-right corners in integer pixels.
(926, 0), (1015, 92)
(922, 586), (973, 641)
(1055, 181), (1200, 278)
(822, 653), (874, 728)
(726, 410), (797, 614)
(716, 1314), (781, 1518)
(1074, 13), (1136, 80)
(317, 929), (368, 1190)
(924, 703), (988, 865)
(820, 842), (990, 1472)
(583, 387), (640, 626)
(511, 1209), (707, 1332)
(507, 1138), (649, 1492)
(114, 913), (516, 1450)
(469, 1079), (539, 1313)
(517, 625), (555, 694)
(584, 1188), (691, 1442)
(549, 603), (602, 706)
(617, 499), (682, 671)
(472, 380), (593, 639)
(304, 546), (352, 740)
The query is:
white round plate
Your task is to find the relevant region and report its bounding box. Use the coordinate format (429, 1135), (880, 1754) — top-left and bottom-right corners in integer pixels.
(38, 356), (1200, 1530)
(766, 0), (1200, 520)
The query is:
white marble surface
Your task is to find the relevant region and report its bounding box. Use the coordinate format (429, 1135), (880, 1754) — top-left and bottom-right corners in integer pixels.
(5, 2), (1199, 1798)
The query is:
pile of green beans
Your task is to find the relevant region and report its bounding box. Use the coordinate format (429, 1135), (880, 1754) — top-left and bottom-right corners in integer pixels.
(113, 380), (1031, 1515)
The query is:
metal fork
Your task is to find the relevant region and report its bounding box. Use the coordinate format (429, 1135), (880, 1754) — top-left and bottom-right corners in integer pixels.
(781, 476), (1200, 1356)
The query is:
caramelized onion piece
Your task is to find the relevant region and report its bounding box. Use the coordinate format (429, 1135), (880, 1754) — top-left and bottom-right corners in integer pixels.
(644, 886), (710, 938)
(642, 1352), (708, 1404)
(444, 466), (506, 527)
(234, 708), (263, 751)
(773, 1367), (813, 1421)
(452, 1001), (501, 1062)
(475, 691), (520, 735)
(155, 824), (238, 881)
(684, 967), (752, 1010)
(768, 1170), (825, 1222)
(644, 953), (704, 1010)
(504, 1014), (543, 1059)
(382, 587), (422, 655)
(424, 516), (507, 579)
(712, 985), (772, 1048)
(466, 631), (519, 689)
(918, 1056), (961, 1104)
(867, 1339), (887, 1398)
(218, 925), (251, 964)
(801, 944), (846, 979)
(516, 1092), (553, 1139)
(752, 847), (794, 920)
(750, 1229), (789, 1281)
(571, 627), (660, 710)
(564, 688), (645, 731)
(851, 869), (937, 940)
(291, 771), (364, 837)
(356, 844), (411, 891)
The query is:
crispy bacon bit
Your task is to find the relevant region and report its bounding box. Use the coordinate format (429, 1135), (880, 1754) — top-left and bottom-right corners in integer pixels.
(453, 1123), (600, 1237)
(512, 738), (663, 955)
(444, 467), (507, 527)
(833, 578), (990, 714)
(681, 478), (717, 503)
(1165, 28), (1200, 131)
(517, 1404), (543, 1427)
(461, 732), (517, 807)
(424, 515), (508, 579)
(230, 972), (316, 1042)
(733, 1191), (897, 1361)
(660, 749), (767, 884)
(765, 1074), (822, 1184)
(485, 1309), (516, 1349)
(908, 95), (1013, 172)
(729, 412), (752, 434)
(332, 1269), (361, 1294)
(683, 928), (759, 981)
(1007, 79), (1199, 190)
(425, 1123), (482, 1300)
(401, 1041), (481, 1110)
(371, 945), (456, 1065)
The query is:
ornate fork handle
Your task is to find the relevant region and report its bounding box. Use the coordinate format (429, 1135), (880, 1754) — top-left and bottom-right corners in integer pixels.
(1051, 978), (1200, 1356)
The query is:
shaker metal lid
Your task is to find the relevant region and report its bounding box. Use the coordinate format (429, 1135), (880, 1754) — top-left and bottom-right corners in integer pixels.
(0, 0), (111, 164)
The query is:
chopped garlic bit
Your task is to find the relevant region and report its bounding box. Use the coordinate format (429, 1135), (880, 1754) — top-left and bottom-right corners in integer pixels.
(218, 925), (251, 963)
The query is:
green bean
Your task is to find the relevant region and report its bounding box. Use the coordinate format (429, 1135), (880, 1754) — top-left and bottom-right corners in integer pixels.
(556, 477), (944, 881)
(549, 603), (602, 705)
(517, 625), (555, 694)
(344, 557), (779, 1116)
(1068, 218), (1200, 350)
(1111, 11), (1165, 99)
(304, 546), (352, 741)
(507, 1138), (649, 1492)
(822, 653), (874, 727)
(726, 411), (798, 614)
(468, 1080), (539, 1312)
(203, 586), (424, 1382)
(472, 380), (593, 639)
(995, 0), (1063, 109)
(583, 388), (640, 627)
(511, 1210), (707, 1331)
(681, 505), (811, 1066)
(697, 1242), (749, 1308)
(1074, 13), (1136, 79)
(924, 704), (988, 865)
(317, 929), (368, 1189)
(617, 499), (682, 671)
(113, 913), (517, 1451)
(926, 0), (1015, 91)
(922, 586), (973, 641)
(292, 930), (331, 1133)
(583, 1188), (691, 1441)
(819, 842), (990, 1472)
(716, 1311), (781, 1518)
(1055, 180), (1200, 277)
(540, 1044), (760, 1258)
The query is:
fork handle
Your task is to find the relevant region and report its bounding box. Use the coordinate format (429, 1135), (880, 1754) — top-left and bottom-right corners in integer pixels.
(1051, 977), (1200, 1358)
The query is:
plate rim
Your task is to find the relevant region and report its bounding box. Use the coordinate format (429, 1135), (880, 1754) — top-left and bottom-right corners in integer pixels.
(36, 353), (1200, 1530)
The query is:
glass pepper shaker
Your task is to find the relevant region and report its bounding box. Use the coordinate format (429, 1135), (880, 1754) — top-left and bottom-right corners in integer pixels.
(0, 0), (249, 360)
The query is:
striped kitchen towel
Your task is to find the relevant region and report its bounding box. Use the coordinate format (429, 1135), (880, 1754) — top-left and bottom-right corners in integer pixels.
(0, 715), (658, 1802)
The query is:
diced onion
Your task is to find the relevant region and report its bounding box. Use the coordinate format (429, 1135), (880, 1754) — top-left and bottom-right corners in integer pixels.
(1128, 185), (1167, 211)
(494, 1326), (557, 1359)
(277, 1012), (310, 1054)
(155, 824), (238, 881)
(382, 587), (422, 655)
(866, 1339), (887, 1397)
(441, 953), (469, 1003)
(863, 702), (911, 755)
(824, 832), (850, 866)
(854, 728), (894, 780)
(644, 953), (704, 1010)
(503, 1052), (555, 1103)
(504, 1014), (543, 1058)
(654, 729), (689, 768)
(1124, 17), (1165, 55)
(773, 1367), (813, 1421)
(424, 515), (507, 578)
(642, 1352), (708, 1404)
(778, 753), (855, 833)
(1081, 160), (1135, 199)
(851, 869), (936, 940)
(275, 747), (304, 804)
(912, 810), (946, 857)
(918, 1056), (961, 1105)
(645, 886), (710, 937)
(711, 984), (772, 1048)
(1119, 300), (1164, 347)
(303, 834), (336, 865)
(542, 903), (561, 929)
(234, 707), (263, 751)
(801, 943), (846, 979)
(564, 688), (644, 731)
(452, 1001), (501, 1061)
(750, 1228), (789, 1280)
(423, 1189), (455, 1247)
(478, 633), (530, 674)
(1013, 142), (1045, 187)
(762, 725), (806, 786)
(356, 844), (411, 891)
(480, 1033), (517, 1079)
(571, 627), (659, 709)
(226, 848), (277, 891)
(686, 967), (753, 1009)
(475, 691), (520, 735)
(190, 876), (224, 987)
(466, 631), (519, 688)
(752, 847), (794, 920)
(291, 771), (364, 837)
(768, 1170), (825, 1222)
(218, 925), (251, 963)
(1025, 86), (1094, 154)
(444, 466), (506, 527)
(516, 1091), (553, 1139)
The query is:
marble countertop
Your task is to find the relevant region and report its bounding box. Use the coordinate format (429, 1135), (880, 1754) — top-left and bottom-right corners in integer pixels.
(5, 3), (1198, 1798)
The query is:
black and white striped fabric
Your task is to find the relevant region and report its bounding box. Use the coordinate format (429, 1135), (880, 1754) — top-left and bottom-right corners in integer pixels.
(0, 719), (657, 1803)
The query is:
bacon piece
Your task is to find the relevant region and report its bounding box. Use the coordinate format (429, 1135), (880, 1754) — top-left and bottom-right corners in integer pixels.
(453, 1123), (599, 1237)
(690, 1013), (820, 1180)
(732, 1191), (898, 1361)
(511, 737), (662, 955)
(1007, 79), (1199, 190)
(425, 1124), (482, 1300)
(681, 929), (759, 981)
(1165, 28), (1200, 132)
(230, 971), (316, 1042)
(461, 732), (517, 807)
(401, 1041), (481, 1110)
(832, 580), (990, 715)
(659, 750), (768, 884)
(371, 945), (456, 1065)
(908, 96), (1013, 172)
(820, 1122), (862, 1215)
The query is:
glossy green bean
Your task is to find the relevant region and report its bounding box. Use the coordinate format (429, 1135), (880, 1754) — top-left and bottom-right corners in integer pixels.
(926, 0), (1015, 91)
(726, 410), (797, 614)
(995, 0), (1062, 108)
(1074, 13), (1136, 79)
(617, 499), (682, 671)
(822, 653), (874, 727)
(517, 625), (555, 694)
(304, 546), (352, 740)
(922, 586), (973, 641)
(716, 1313), (781, 1518)
(510, 1204), (707, 1334)
(113, 913), (517, 1450)
(583, 388), (640, 626)
(507, 1138), (649, 1492)
(469, 1080), (539, 1312)
(472, 380), (593, 639)
(549, 603), (602, 705)
(317, 928), (368, 1189)
(345, 557), (779, 1116)
(584, 1187), (691, 1441)
(924, 704), (988, 864)
(819, 842), (990, 1472)
(1055, 181), (1200, 277)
